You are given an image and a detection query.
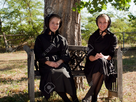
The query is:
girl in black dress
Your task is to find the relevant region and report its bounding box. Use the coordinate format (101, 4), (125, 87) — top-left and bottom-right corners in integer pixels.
(82, 14), (118, 102)
(34, 14), (79, 102)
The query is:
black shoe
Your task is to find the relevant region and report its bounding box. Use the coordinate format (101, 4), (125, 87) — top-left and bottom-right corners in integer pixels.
(82, 99), (88, 102)
(82, 96), (92, 102)
(73, 98), (79, 102)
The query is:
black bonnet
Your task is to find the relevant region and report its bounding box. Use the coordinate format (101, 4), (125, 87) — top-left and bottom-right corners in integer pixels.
(96, 14), (111, 28)
(45, 14), (62, 29)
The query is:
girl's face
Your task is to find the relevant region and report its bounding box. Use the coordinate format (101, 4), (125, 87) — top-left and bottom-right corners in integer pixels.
(97, 16), (109, 32)
(49, 17), (61, 33)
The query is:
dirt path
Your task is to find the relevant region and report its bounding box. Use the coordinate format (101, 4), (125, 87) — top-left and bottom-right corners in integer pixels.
(123, 72), (136, 101)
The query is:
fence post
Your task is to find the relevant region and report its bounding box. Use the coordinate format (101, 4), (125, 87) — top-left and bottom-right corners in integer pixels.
(123, 32), (125, 49)
(3, 32), (9, 52)
(117, 47), (123, 102)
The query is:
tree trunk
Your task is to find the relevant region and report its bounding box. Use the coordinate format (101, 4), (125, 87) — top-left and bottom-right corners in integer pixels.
(44, 0), (84, 90)
(44, 0), (81, 45)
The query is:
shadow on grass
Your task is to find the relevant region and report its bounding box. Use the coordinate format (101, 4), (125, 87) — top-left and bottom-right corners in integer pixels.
(122, 49), (136, 73)
(0, 91), (118, 102)
(0, 65), (13, 71)
(99, 97), (120, 102)
(0, 77), (28, 84)
(0, 48), (7, 53)
(0, 59), (27, 71)
(0, 92), (29, 102)
(123, 58), (136, 72)
(0, 91), (68, 102)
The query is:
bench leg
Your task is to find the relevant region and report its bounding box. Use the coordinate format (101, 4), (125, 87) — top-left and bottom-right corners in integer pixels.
(28, 77), (35, 102)
(28, 53), (35, 102)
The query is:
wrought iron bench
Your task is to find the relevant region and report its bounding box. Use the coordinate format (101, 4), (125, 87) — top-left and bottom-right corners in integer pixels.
(23, 45), (123, 102)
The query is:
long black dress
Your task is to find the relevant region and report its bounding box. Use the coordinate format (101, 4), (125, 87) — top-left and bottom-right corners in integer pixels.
(84, 29), (117, 89)
(34, 30), (76, 99)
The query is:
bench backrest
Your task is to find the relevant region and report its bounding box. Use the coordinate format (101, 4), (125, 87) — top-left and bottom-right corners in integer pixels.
(68, 45), (87, 71)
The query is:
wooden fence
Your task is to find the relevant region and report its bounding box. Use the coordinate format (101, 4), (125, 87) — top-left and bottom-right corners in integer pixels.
(0, 32), (27, 52)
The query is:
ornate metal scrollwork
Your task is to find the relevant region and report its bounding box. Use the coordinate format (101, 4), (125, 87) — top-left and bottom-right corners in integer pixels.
(69, 49), (87, 71)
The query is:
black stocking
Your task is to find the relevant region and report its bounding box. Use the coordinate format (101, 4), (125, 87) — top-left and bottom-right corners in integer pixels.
(84, 72), (102, 100)
(70, 94), (79, 102)
(92, 74), (104, 102)
(57, 92), (71, 102)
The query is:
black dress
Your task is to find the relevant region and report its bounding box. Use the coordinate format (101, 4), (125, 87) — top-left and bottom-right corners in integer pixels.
(84, 29), (117, 89)
(34, 30), (76, 99)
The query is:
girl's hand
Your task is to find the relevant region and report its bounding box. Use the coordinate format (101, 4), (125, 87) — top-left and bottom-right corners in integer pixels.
(45, 61), (58, 68)
(95, 53), (103, 60)
(56, 62), (61, 66)
(89, 53), (110, 61)
(99, 53), (104, 58)
(56, 59), (64, 67)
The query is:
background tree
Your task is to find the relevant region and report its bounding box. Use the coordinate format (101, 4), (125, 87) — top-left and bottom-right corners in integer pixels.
(128, 13), (136, 31)
(110, 17), (130, 44)
(0, 0), (44, 48)
(44, 0), (81, 45)
(81, 13), (98, 43)
(81, 12), (136, 48)
(127, 14), (136, 44)
(0, 0), (134, 47)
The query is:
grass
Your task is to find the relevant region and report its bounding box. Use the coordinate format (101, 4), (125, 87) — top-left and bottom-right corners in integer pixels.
(121, 48), (136, 102)
(122, 49), (136, 72)
(0, 48), (136, 102)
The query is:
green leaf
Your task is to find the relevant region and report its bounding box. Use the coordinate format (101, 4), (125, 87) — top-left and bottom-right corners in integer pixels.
(98, 7), (102, 12)
(72, 7), (76, 12)
(108, 0), (113, 2)
(102, 4), (107, 10)
(80, 1), (86, 6)
(75, 2), (78, 6)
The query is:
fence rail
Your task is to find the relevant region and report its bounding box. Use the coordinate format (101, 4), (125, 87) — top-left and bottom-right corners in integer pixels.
(1, 32), (136, 52)
(0, 32), (28, 52)
(114, 32), (136, 49)
(0, 34), (25, 37)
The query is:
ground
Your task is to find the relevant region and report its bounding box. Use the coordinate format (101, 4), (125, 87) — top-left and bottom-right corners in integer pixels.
(0, 48), (136, 102)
